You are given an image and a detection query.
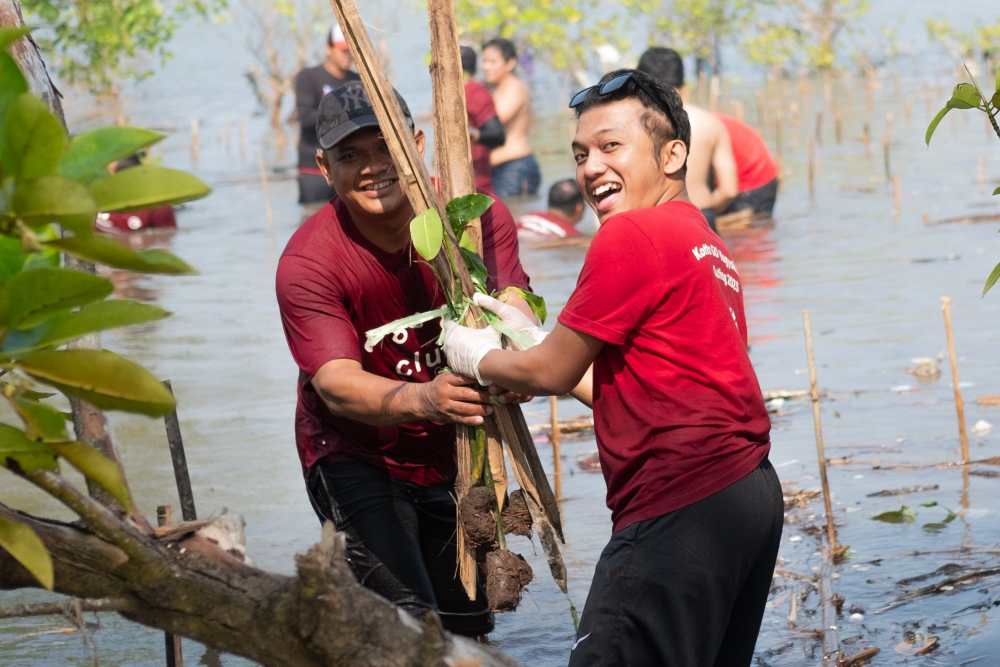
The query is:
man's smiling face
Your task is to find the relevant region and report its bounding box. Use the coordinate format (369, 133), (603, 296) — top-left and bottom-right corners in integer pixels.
(320, 126), (424, 224)
(572, 98), (682, 223)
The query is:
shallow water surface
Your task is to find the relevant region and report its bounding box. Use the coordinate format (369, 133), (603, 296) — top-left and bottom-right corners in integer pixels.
(3, 3), (1000, 665)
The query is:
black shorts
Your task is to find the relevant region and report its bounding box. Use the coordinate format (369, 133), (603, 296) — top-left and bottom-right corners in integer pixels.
(306, 461), (493, 637)
(568, 458), (783, 667)
(725, 178), (779, 217)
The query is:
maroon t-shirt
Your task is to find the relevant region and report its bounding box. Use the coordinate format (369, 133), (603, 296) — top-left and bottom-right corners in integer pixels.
(465, 80), (498, 193)
(559, 200), (771, 532)
(96, 206), (177, 233)
(276, 197), (530, 485)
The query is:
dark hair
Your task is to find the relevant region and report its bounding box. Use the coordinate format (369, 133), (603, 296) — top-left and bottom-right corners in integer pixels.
(572, 68), (690, 158)
(460, 46), (477, 76)
(483, 37), (517, 62)
(637, 47), (685, 89)
(547, 178), (583, 214)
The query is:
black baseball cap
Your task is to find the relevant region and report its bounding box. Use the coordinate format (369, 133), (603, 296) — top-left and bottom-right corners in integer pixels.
(316, 81), (414, 150)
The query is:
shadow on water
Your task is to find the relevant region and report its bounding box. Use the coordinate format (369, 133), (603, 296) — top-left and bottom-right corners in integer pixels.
(3, 3), (1000, 665)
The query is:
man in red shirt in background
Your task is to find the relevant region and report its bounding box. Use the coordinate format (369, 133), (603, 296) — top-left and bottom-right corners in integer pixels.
(276, 81), (534, 637)
(442, 69), (782, 666)
(516, 178), (585, 240)
(638, 47), (779, 227)
(95, 153), (177, 233)
(461, 46), (506, 193)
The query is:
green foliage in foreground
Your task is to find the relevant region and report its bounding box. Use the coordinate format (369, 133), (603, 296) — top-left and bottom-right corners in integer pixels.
(0, 28), (209, 588)
(925, 68), (1000, 295)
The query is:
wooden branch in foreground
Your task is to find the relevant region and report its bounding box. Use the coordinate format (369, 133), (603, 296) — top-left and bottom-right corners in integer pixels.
(0, 503), (517, 667)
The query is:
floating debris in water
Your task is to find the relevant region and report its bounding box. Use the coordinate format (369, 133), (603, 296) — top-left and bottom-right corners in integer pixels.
(871, 505), (916, 523)
(894, 632), (939, 656)
(866, 484), (939, 497)
(849, 612), (865, 623)
(971, 419), (993, 437)
(906, 356), (941, 380)
(977, 394), (1000, 407)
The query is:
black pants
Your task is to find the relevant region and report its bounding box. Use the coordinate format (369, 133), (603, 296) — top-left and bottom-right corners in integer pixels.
(568, 458), (783, 667)
(297, 172), (336, 204)
(306, 461), (493, 636)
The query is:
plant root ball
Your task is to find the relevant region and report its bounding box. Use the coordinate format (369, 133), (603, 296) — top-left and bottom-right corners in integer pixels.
(459, 485), (497, 548)
(501, 489), (533, 537)
(484, 549), (533, 612)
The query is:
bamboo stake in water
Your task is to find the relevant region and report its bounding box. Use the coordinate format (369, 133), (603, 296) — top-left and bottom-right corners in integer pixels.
(157, 505), (184, 667)
(833, 111), (843, 145)
(814, 111), (823, 145)
(941, 297), (970, 463)
(807, 138), (816, 201)
(802, 311), (838, 553)
(891, 176), (902, 217)
(549, 395), (561, 501)
(190, 118), (200, 164)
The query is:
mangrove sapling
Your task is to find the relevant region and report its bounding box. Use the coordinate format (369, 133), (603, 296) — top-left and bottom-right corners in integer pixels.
(924, 66), (1000, 295)
(367, 192), (546, 611)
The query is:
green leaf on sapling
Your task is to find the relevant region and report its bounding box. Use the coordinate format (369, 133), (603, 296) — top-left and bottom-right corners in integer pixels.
(410, 208), (444, 261)
(925, 105), (950, 145)
(460, 247), (488, 293)
(949, 82), (981, 109)
(445, 193), (493, 238)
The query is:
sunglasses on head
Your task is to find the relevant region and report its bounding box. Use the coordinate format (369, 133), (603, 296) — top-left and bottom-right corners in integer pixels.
(568, 71), (680, 138)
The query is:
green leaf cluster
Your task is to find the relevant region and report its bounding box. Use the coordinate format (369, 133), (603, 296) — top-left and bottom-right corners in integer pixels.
(923, 67), (1000, 295)
(21, 0), (228, 98)
(741, 0), (871, 72)
(455, 0), (627, 75)
(0, 31), (210, 590)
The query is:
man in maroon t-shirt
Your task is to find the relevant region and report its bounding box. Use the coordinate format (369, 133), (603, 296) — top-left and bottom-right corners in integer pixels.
(461, 46), (505, 193)
(275, 81), (533, 637)
(443, 70), (782, 666)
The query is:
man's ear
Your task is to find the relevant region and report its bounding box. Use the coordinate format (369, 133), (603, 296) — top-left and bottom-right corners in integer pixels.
(316, 149), (333, 185)
(414, 128), (426, 156)
(661, 139), (688, 179)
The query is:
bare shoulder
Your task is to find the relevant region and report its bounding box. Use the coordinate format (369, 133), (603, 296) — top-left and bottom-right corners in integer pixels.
(685, 104), (723, 144)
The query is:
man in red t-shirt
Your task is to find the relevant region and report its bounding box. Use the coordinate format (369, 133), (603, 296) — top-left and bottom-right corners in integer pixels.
(516, 178), (585, 240)
(442, 69), (781, 666)
(275, 81), (533, 637)
(461, 46), (506, 193)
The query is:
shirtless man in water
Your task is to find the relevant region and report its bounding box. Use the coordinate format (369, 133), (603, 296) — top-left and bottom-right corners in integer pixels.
(638, 47), (738, 229)
(481, 37), (541, 198)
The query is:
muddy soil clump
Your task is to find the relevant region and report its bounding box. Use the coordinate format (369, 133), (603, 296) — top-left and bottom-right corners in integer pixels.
(501, 489), (533, 536)
(459, 485), (498, 548)
(484, 549), (533, 611)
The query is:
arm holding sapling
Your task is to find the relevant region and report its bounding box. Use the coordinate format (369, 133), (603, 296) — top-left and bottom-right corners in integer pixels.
(311, 359), (493, 426)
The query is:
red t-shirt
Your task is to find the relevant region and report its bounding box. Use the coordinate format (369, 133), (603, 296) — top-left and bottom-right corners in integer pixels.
(717, 114), (779, 192)
(465, 80), (498, 194)
(558, 200), (771, 532)
(517, 210), (582, 239)
(276, 197), (530, 485)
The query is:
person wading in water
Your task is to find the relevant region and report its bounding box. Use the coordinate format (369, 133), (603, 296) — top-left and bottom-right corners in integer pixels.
(276, 81), (537, 638)
(442, 68), (783, 666)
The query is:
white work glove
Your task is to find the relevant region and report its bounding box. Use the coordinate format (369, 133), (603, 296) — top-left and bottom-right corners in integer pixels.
(472, 292), (547, 350)
(440, 319), (501, 386)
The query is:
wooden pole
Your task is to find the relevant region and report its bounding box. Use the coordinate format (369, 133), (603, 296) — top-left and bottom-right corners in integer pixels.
(833, 110), (843, 145)
(941, 297), (970, 463)
(157, 505), (184, 667)
(163, 381), (197, 522)
(807, 138), (816, 201)
(329, 0), (564, 603)
(190, 118), (200, 164)
(802, 311), (838, 554)
(549, 396), (561, 500)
